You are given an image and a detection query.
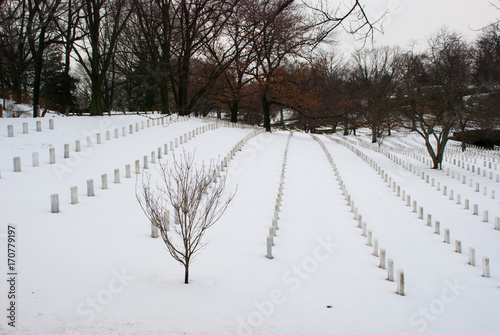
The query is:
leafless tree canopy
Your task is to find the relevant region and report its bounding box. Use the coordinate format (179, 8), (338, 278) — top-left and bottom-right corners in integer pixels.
(302, 0), (380, 46)
(136, 152), (235, 284)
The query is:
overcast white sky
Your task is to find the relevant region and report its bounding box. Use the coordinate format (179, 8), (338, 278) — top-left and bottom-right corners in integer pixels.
(334, 0), (500, 52)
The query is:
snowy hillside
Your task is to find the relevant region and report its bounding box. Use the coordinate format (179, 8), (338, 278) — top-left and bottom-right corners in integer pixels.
(0, 115), (499, 335)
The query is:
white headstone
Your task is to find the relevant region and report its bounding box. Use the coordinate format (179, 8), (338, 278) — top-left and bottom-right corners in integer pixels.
(51, 194), (59, 213)
(49, 148), (56, 164)
(32, 152), (39, 167)
(380, 249), (386, 269)
(435, 221), (440, 235)
(70, 186), (78, 204)
(396, 269), (405, 296)
(64, 144), (70, 158)
(151, 224), (159, 238)
(114, 169), (120, 183)
(101, 174), (108, 189)
(444, 228), (450, 243)
(266, 236), (274, 259)
(469, 247), (475, 266)
(87, 179), (95, 196)
(13, 157), (21, 172)
(482, 257), (490, 278)
(135, 160), (140, 174)
(387, 258), (394, 282)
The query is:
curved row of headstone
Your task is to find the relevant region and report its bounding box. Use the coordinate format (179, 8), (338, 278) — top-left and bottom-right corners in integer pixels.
(328, 135), (492, 280)
(389, 148), (497, 205)
(50, 122), (218, 214)
(152, 127), (266, 237)
(357, 135), (500, 196)
(347, 136), (500, 225)
(2, 115), (188, 178)
(266, 132), (293, 260)
(6, 119), (55, 137)
(312, 134), (406, 296)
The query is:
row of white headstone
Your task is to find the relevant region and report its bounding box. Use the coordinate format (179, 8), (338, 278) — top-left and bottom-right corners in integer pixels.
(365, 135), (500, 187)
(374, 145), (499, 229)
(152, 127), (266, 238)
(3, 115), (186, 177)
(266, 132), (293, 260)
(313, 135), (406, 296)
(398, 144), (499, 194)
(330, 135), (492, 279)
(50, 122), (215, 214)
(6, 119), (55, 137)
(382, 150), (499, 210)
(350, 135), (499, 225)
(355, 137), (500, 205)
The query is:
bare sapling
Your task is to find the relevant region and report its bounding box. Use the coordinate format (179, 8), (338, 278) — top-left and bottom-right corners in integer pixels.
(136, 151), (235, 284)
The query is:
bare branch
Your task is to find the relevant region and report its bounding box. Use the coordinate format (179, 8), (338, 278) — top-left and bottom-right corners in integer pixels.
(301, 0), (384, 47)
(136, 150), (235, 284)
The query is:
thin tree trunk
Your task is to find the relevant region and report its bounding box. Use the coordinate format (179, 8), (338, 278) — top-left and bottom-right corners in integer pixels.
(371, 124), (377, 143)
(32, 55), (43, 117)
(261, 95), (271, 132)
(160, 79), (169, 114)
(63, 0), (73, 113)
(31, 24), (46, 118)
(178, 53), (190, 116)
(230, 100), (239, 123)
(90, 76), (104, 115)
(425, 140), (438, 169)
(184, 263), (189, 284)
(460, 126), (466, 152)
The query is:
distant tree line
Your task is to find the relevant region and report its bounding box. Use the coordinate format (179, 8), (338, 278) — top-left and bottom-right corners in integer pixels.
(1, 1), (499, 168)
(343, 25), (500, 168)
(0, 0), (374, 125)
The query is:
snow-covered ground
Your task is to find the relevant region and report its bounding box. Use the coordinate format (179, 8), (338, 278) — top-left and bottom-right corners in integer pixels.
(0, 115), (499, 335)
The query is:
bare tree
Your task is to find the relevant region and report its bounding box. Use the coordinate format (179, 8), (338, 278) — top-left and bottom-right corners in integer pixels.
(347, 46), (399, 142)
(397, 29), (472, 169)
(125, 0), (174, 114)
(474, 23), (500, 131)
(312, 51), (350, 133)
(215, 0), (258, 123)
(247, 0), (312, 132)
(27, 0), (66, 117)
(0, 0), (31, 104)
(56, 0), (84, 113)
(302, 0), (380, 46)
(245, 0), (379, 132)
(136, 152), (235, 284)
(74, 0), (134, 115)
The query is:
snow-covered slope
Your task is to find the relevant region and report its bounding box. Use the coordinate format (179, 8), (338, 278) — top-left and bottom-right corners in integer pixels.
(0, 115), (499, 334)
